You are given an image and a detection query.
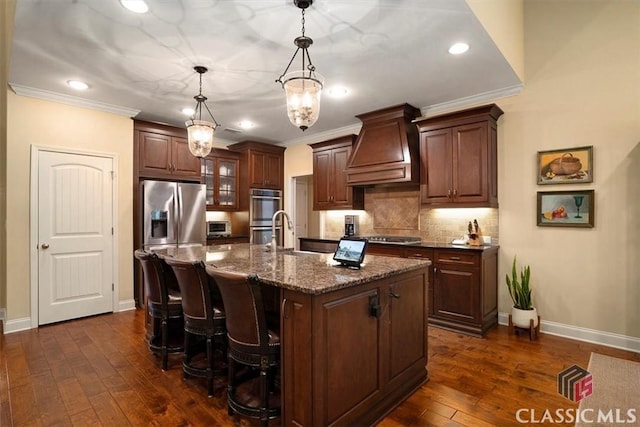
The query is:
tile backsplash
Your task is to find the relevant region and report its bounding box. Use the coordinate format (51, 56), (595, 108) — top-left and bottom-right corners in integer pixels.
(321, 186), (499, 245)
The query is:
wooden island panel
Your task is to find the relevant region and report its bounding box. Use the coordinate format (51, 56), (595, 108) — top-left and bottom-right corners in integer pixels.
(283, 268), (428, 426)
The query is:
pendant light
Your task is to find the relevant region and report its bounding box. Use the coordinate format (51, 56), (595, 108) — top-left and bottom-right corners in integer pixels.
(275, 0), (324, 131)
(185, 66), (219, 158)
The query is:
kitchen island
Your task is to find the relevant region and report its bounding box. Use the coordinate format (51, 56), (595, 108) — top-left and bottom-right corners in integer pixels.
(155, 243), (431, 427)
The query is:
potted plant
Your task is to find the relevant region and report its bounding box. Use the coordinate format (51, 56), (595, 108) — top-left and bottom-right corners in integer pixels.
(506, 256), (539, 328)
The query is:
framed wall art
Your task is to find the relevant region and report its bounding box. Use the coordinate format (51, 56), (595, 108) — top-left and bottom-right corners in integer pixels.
(537, 146), (593, 185)
(537, 190), (594, 227)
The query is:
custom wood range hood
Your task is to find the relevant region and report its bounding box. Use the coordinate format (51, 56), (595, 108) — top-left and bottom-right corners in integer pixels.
(345, 103), (421, 186)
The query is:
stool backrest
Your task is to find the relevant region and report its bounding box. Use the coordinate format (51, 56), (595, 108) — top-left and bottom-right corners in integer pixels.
(165, 258), (211, 320)
(134, 249), (175, 306)
(205, 267), (270, 353)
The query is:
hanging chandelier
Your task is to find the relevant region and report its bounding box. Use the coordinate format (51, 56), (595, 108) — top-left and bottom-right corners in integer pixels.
(275, 0), (324, 131)
(185, 66), (219, 158)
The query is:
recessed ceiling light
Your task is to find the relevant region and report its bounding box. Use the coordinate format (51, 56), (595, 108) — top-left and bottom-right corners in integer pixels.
(238, 120), (254, 129)
(120, 0), (149, 14)
(67, 80), (89, 90)
(448, 42), (469, 55)
(327, 86), (349, 98)
(181, 107), (195, 116)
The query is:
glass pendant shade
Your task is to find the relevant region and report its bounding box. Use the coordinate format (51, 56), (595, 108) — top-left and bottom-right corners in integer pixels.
(185, 119), (215, 158)
(185, 66), (219, 158)
(283, 71), (323, 131)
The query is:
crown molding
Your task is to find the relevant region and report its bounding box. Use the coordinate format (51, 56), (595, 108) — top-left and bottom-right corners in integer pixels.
(9, 83), (140, 117)
(419, 84), (523, 118)
(278, 122), (362, 147)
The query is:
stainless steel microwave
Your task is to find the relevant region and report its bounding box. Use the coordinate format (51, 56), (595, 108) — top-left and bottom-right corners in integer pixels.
(206, 220), (231, 238)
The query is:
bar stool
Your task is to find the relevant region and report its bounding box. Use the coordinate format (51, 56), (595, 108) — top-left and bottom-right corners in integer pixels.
(205, 266), (281, 427)
(165, 258), (227, 397)
(133, 249), (183, 371)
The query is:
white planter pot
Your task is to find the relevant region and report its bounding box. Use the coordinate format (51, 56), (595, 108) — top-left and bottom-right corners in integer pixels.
(511, 306), (538, 328)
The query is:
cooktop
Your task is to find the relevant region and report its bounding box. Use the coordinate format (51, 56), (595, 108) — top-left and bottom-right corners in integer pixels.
(358, 235), (422, 245)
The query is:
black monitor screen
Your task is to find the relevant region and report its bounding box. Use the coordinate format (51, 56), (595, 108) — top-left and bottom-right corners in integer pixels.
(333, 238), (368, 268)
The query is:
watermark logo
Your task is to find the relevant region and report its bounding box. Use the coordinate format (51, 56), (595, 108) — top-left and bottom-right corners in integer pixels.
(557, 364), (593, 402)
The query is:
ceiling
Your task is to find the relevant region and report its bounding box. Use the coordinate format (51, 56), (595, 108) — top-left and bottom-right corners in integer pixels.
(9, 0), (521, 146)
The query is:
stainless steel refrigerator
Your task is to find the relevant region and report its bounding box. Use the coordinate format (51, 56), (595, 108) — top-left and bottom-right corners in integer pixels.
(141, 180), (206, 249)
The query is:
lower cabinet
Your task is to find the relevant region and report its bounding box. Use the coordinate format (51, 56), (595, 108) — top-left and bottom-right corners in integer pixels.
(430, 248), (498, 336)
(281, 268), (428, 426)
(299, 238), (498, 336)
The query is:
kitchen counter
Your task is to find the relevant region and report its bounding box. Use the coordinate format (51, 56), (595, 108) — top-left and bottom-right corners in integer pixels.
(300, 236), (499, 251)
(154, 243), (430, 426)
(154, 243), (430, 295)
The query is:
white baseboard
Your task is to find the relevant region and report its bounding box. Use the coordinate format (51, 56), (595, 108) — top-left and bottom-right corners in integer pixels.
(4, 317), (33, 334)
(498, 312), (640, 353)
(3, 300), (137, 335)
(117, 299), (136, 312)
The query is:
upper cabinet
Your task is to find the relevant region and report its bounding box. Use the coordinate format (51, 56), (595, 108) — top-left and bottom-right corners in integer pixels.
(227, 140), (285, 190)
(415, 104), (503, 207)
(310, 135), (364, 210)
(134, 120), (202, 181)
(202, 149), (240, 211)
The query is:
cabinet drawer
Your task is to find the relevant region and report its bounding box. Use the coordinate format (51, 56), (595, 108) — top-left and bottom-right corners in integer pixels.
(299, 240), (336, 253)
(403, 247), (433, 260)
(367, 243), (404, 258)
(434, 250), (479, 266)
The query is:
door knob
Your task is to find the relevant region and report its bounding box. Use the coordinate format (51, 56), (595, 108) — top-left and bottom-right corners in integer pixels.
(41, 243), (50, 249)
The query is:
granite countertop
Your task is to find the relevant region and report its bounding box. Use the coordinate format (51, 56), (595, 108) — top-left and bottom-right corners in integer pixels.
(154, 243), (431, 295)
(300, 236), (499, 251)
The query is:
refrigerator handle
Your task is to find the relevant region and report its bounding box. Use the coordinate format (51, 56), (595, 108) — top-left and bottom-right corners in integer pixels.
(175, 184), (181, 241)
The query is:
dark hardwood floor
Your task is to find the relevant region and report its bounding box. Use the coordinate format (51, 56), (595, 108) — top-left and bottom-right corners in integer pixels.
(1, 309), (638, 426)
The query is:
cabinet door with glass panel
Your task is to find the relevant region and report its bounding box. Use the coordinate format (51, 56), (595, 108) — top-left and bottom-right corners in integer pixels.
(202, 149), (240, 211)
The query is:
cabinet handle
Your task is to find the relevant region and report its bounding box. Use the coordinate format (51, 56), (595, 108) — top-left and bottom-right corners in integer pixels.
(411, 253), (423, 257)
(447, 189), (452, 198)
(389, 292), (400, 299)
(433, 267), (437, 273)
(281, 298), (289, 319)
(450, 256), (461, 260)
(453, 189), (457, 197)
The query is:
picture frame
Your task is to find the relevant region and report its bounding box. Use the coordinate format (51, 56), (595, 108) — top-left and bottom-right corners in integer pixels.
(537, 146), (593, 185)
(537, 190), (594, 228)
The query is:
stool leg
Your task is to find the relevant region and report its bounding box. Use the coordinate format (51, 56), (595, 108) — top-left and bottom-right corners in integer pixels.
(207, 336), (214, 397)
(227, 357), (235, 416)
(260, 357), (269, 427)
(161, 316), (169, 371)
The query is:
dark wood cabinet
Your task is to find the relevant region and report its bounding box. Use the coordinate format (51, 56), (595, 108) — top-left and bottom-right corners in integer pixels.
(430, 247), (498, 336)
(403, 247), (435, 317)
(310, 135), (364, 210)
(281, 267), (428, 426)
(134, 120), (202, 181)
(299, 237), (498, 336)
(416, 104), (503, 207)
(202, 149), (239, 210)
(228, 140), (285, 191)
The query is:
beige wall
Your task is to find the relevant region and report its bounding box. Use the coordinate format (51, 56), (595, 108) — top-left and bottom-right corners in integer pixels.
(467, 0), (525, 82)
(6, 92), (134, 320)
(283, 143), (314, 248)
(1, 0), (17, 318)
(496, 0), (639, 337)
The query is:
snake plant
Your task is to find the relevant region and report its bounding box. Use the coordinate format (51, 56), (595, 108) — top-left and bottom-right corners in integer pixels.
(506, 256), (533, 310)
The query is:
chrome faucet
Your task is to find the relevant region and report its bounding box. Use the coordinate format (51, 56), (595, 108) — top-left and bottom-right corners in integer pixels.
(271, 210), (293, 251)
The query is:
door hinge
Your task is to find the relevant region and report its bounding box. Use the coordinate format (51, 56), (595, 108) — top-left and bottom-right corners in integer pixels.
(111, 227), (114, 235)
(110, 170), (115, 179)
(112, 283), (114, 291)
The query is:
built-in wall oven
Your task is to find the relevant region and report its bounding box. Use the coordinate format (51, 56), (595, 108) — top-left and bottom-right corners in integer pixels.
(249, 188), (282, 245)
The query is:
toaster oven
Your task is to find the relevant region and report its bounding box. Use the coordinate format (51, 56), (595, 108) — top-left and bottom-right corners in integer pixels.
(206, 220), (231, 238)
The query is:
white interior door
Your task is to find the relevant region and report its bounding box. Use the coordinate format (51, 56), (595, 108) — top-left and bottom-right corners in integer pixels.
(37, 150), (114, 325)
(294, 178), (309, 250)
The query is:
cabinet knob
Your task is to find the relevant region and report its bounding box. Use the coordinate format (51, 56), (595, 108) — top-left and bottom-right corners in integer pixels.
(41, 243), (50, 250)
(453, 189), (457, 197)
(447, 189), (452, 198)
